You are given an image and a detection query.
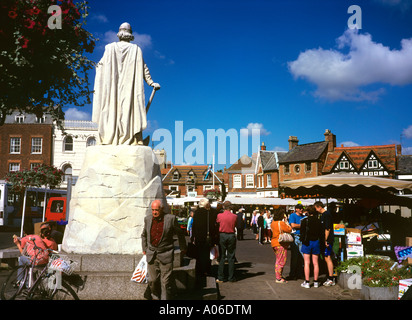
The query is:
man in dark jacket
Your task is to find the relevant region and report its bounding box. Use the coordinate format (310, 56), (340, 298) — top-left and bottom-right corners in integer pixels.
(236, 209), (245, 240)
(141, 199), (187, 300)
(191, 198), (218, 284)
(257, 210), (265, 245)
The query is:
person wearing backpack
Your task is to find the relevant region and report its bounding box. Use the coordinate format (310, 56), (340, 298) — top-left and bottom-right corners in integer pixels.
(300, 205), (323, 289)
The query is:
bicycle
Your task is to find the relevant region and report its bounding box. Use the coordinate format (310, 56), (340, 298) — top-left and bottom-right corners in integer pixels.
(1, 237), (79, 300)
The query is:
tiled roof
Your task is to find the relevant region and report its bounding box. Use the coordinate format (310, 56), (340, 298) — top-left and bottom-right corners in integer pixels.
(226, 154), (257, 173)
(257, 151), (287, 172)
(323, 144), (397, 173)
(162, 165), (224, 185)
(278, 141), (328, 164)
(398, 155), (412, 174)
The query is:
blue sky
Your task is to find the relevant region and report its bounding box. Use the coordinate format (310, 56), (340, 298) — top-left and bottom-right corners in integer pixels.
(65, 0), (412, 169)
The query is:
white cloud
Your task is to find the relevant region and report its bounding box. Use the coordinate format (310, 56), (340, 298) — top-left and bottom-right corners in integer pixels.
(240, 123), (271, 136)
(402, 125), (412, 139)
(340, 141), (360, 147)
(64, 108), (91, 121)
(91, 14), (108, 23)
(402, 146), (412, 154)
(288, 29), (412, 102)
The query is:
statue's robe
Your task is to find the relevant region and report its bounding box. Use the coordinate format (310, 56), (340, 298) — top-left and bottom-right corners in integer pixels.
(92, 41), (154, 145)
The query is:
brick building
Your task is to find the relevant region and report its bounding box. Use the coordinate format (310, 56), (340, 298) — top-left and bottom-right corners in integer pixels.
(0, 112), (53, 179)
(162, 164), (224, 198)
(223, 153), (257, 197)
(278, 129), (399, 183)
(255, 142), (286, 198)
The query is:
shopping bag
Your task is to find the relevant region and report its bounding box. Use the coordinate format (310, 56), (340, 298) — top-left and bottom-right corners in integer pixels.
(131, 255), (148, 283)
(186, 242), (198, 259)
(210, 245), (219, 260)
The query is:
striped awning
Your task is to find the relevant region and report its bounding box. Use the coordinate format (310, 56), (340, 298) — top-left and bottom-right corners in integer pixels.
(280, 173), (412, 192)
(279, 173), (412, 206)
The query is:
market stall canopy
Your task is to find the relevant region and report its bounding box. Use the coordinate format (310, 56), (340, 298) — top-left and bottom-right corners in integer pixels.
(279, 173), (412, 207)
(224, 196), (336, 207)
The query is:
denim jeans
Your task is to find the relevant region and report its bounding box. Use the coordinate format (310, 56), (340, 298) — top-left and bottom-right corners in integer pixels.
(218, 233), (236, 281)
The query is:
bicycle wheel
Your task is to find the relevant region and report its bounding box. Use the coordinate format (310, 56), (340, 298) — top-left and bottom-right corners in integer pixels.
(26, 268), (53, 300)
(1, 265), (29, 300)
(51, 280), (79, 300)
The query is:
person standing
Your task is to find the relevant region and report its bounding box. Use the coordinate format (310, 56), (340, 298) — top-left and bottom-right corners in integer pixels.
(300, 205), (323, 289)
(264, 209), (273, 243)
(141, 200), (187, 300)
(257, 210), (265, 245)
(236, 209), (245, 240)
(187, 210), (194, 237)
(191, 198), (218, 283)
(270, 208), (293, 283)
(250, 210), (259, 240)
(314, 201), (335, 286)
(287, 203), (305, 281)
(216, 201), (238, 283)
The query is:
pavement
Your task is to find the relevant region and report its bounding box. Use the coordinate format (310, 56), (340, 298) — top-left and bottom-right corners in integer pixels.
(0, 228), (361, 301)
(178, 228), (361, 301)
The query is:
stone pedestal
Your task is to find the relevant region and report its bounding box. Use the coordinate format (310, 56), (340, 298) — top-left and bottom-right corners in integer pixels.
(62, 145), (164, 255)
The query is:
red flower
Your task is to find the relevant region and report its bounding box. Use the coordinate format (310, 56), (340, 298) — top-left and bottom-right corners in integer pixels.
(8, 11), (18, 19)
(25, 19), (36, 29)
(20, 37), (29, 49)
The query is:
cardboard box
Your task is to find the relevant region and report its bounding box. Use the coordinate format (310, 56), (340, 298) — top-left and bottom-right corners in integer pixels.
(347, 232), (362, 245)
(398, 278), (412, 300)
(34, 221), (42, 236)
(346, 244), (364, 258)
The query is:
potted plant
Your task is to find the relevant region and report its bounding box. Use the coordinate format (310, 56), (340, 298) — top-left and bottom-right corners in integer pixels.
(360, 257), (412, 300)
(336, 257), (364, 290)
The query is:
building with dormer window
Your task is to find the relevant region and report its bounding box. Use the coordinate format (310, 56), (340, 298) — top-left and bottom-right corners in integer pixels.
(162, 165), (224, 198)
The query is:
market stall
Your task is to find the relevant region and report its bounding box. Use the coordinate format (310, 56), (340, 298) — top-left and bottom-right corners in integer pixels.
(279, 173), (412, 260)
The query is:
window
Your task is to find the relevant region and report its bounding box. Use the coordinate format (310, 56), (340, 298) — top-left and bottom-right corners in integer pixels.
(368, 160), (378, 168)
(30, 162), (41, 170)
(9, 163), (20, 172)
(294, 164), (301, 173)
(284, 164), (290, 174)
(233, 174), (242, 188)
(267, 174), (272, 187)
(339, 161), (349, 169)
(15, 115), (24, 123)
(64, 136), (73, 152)
(87, 137), (96, 147)
(246, 174), (254, 188)
(305, 162), (311, 172)
(62, 164), (72, 182)
(172, 171), (179, 181)
(10, 137), (21, 154)
(36, 116), (45, 123)
(31, 137), (43, 154)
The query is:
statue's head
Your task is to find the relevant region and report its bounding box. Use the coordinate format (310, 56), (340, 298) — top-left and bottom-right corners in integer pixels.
(117, 22), (134, 42)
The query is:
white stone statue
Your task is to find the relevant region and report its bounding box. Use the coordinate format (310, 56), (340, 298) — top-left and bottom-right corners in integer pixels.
(92, 22), (160, 145)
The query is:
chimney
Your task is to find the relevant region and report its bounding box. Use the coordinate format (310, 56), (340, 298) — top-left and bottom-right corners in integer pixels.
(167, 161), (172, 169)
(288, 136), (299, 150)
(324, 129), (336, 152)
(261, 142), (266, 151)
(397, 144), (402, 156)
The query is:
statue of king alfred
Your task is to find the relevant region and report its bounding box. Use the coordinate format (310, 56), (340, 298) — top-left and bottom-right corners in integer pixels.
(92, 22), (160, 145)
